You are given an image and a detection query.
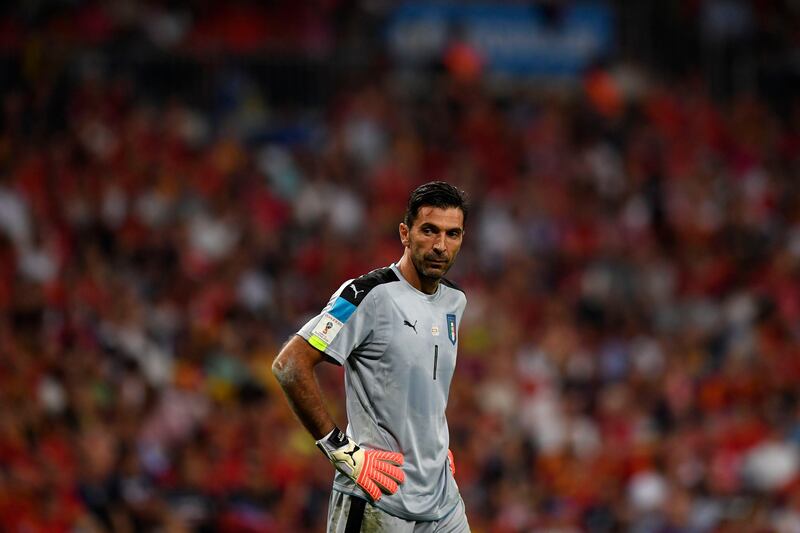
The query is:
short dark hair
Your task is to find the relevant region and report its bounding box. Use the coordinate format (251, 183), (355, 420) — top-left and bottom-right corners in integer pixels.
(403, 181), (469, 228)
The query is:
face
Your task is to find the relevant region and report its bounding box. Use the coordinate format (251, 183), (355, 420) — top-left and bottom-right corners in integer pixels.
(400, 206), (465, 280)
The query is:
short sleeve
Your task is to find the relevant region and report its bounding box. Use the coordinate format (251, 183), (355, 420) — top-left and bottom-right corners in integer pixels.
(297, 280), (376, 365)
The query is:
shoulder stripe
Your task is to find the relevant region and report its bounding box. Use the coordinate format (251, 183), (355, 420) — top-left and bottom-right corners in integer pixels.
(340, 267), (399, 306)
(440, 277), (465, 294)
(329, 297), (357, 322)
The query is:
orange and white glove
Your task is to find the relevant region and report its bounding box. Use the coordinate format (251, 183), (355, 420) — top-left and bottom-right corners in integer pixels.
(316, 427), (405, 501)
(448, 448), (456, 476)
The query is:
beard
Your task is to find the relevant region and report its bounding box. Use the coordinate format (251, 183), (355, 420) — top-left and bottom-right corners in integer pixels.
(411, 249), (454, 281)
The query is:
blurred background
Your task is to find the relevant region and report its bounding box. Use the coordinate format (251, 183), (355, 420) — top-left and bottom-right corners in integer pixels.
(1, 0), (800, 531)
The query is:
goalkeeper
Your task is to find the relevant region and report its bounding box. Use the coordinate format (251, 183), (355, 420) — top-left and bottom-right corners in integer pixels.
(273, 182), (471, 532)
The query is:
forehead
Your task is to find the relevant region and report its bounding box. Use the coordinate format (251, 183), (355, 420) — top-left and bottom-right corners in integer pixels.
(414, 206), (464, 229)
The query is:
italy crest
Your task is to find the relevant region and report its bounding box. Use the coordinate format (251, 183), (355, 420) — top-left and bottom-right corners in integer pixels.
(447, 313), (457, 345)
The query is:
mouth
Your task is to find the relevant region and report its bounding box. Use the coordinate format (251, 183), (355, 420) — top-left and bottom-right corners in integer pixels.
(425, 258), (449, 268)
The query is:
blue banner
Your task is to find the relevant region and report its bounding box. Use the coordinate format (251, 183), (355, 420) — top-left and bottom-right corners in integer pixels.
(387, 2), (613, 78)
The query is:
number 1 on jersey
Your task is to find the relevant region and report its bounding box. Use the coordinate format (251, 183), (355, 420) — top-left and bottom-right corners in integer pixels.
(433, 344), (438, 380)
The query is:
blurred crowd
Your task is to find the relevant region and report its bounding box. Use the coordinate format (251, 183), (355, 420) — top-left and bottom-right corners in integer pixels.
(2, 2), (800, 533)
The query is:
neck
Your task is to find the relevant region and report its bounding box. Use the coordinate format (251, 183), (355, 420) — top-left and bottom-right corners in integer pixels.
(397, 253), (439, 295)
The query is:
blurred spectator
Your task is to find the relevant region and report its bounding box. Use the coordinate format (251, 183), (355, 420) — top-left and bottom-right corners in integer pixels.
(1, 1), (800, 532)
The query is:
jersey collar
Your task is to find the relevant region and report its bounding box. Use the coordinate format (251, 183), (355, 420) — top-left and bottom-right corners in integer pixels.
(390, 263), (443, 302)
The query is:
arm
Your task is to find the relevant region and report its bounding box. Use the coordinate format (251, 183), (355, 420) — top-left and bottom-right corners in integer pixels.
(272, 334), (404, 501)
(271, 334), (336, 440)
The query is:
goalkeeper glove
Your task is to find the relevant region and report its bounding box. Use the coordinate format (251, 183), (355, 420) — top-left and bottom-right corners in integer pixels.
(316, 427), (405, 501)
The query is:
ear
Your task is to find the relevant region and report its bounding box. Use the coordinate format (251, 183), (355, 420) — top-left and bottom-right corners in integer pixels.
(399, 223), (410, 247)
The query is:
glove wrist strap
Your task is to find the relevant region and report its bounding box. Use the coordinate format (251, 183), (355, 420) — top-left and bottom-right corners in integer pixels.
(316, 426), (349, 456)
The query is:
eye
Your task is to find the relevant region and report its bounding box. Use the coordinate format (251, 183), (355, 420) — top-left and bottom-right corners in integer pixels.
(422, 227), (434, 235)
(447, 230), (461, 238)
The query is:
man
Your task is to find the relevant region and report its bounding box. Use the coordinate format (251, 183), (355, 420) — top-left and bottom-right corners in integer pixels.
(272, 181), (471, 532)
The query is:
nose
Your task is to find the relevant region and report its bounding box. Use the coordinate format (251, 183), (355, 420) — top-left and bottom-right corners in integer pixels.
(432, 234), (447, 254)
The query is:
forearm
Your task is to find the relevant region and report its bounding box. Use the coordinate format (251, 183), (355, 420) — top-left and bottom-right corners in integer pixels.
(272, 335), (337, 440)
(276, 368), (336, 440)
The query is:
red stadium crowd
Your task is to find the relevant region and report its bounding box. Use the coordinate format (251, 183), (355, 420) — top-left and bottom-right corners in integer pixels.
(2, 6), (800, 532)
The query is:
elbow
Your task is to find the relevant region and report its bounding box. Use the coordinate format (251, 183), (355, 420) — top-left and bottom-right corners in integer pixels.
(272, 336), (318, 386)
(272, 352), (302, 386)
(272, 355), (288, 384)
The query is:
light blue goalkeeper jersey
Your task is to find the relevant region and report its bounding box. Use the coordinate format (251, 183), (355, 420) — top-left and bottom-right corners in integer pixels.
(297, 263), (466, 521)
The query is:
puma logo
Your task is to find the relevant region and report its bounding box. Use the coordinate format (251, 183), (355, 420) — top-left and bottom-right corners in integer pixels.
(350, 285), (364, 299)
(344, 447), (359, 466)
(403, 320), (418, 334)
